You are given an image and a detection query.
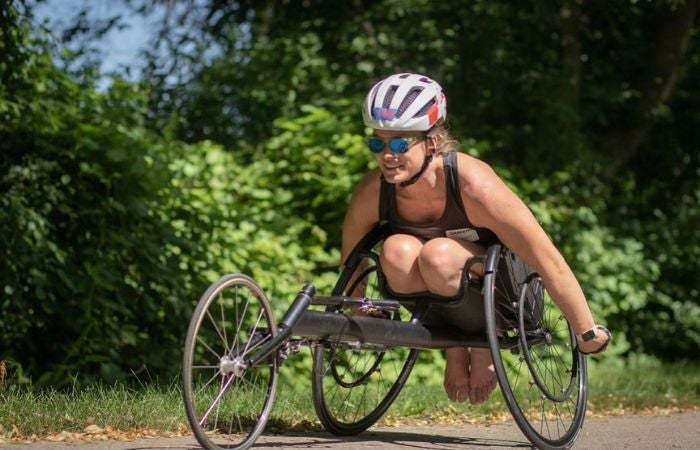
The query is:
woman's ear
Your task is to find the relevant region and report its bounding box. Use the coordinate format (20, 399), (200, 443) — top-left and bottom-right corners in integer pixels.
(429, 134), (439, 153)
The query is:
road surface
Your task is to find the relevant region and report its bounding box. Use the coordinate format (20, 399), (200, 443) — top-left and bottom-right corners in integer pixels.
(2, 411), (698, 449)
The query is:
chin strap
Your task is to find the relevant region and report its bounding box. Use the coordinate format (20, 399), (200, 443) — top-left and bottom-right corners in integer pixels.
(400, 154), (434, 188)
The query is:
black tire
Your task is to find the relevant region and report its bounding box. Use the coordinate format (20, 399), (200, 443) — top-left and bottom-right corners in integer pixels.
(183, 274), (279, 450)
(484, 246), (587, 450)
(311, 252), (419, 435)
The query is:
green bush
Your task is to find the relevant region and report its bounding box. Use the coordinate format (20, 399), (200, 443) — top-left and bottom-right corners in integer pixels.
(3, 1), (697, 389)
(0, 22), (368, 384)
(0, 35), (204, 384)
(516, 164), (699, 359)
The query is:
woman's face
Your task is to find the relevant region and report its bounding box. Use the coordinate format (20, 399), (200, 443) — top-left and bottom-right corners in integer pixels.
(372, 129), (429, 184)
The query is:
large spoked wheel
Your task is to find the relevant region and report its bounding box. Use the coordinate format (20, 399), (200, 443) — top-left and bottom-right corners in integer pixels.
(183, 274), (279, 450)
(311, 253), (420, 435)
(484, 246), (587, 450)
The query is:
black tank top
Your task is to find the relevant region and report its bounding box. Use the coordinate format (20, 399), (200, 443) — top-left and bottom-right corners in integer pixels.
(379, 152), (497, 245)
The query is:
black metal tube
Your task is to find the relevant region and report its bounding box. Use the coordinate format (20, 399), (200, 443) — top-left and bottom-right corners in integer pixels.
(291, 310), (518, 350)
(246, 284), (315, 367)
(279, 283), (315, 328)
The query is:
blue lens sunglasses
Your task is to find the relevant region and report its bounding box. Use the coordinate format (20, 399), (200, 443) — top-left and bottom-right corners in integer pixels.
(368, 136), (424, 154)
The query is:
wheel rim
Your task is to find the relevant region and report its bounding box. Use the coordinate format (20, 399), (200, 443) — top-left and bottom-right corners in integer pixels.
(183, 275), (278, 450)
(315, 342), (414, 428)
(486, 247), (587, 450)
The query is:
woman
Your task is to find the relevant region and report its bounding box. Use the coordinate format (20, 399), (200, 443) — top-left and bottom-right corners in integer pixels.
(342, 73), (611, 405)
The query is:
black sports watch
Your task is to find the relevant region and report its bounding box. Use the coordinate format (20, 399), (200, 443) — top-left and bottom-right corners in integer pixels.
(577, 328), (597, 341)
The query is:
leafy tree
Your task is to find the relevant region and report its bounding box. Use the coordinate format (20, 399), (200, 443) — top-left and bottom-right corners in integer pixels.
(1, 4), (222, 385)
(1, 3), (369, 384)
(4, 0), (698, 388)
(132, 0), (699, 359)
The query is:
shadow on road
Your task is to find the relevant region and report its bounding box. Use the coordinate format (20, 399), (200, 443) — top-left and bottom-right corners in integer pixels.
(124, 430), (531, 450)
(257, 430), (531, 449)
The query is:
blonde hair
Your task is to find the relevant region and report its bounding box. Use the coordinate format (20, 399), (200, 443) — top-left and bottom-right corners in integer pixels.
(427, 124), (459, 155)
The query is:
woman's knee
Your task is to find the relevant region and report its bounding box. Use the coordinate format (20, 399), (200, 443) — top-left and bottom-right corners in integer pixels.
(418, 238), (485, 279)
(418, 239), (456, 270)
(380, 234), (426, 293)
(380, 234), (423, 269)
(417, 239), (476, 296)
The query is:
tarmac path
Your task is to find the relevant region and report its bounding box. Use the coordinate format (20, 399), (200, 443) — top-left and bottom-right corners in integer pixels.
(3, 411), (698, 450)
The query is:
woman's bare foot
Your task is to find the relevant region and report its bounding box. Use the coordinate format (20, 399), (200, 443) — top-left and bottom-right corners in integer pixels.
(467, 348), (497, 404)
(444, 347), (470, 403)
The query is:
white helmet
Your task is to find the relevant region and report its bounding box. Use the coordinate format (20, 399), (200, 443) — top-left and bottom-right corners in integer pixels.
(362, 73), (447, 132)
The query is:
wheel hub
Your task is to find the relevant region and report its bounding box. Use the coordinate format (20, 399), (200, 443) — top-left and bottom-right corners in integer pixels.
(220, 355), (247, 377)
(544, 331), (553, 345)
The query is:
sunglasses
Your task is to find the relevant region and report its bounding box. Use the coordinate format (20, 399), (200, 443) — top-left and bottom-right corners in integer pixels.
(368, 136), (423, 154)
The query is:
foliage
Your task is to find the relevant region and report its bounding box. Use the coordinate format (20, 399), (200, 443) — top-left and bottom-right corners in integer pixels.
(0, 16), (207, 384)
(2, 0), (698, 387)
(0, 27), (347, 383)
(0, 5), (371, 385)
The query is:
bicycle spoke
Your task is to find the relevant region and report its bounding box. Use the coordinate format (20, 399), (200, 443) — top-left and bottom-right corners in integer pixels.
(205, 311), (228, 355)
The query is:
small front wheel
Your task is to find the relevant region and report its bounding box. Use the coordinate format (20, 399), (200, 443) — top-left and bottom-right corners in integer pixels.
(183, 274), (279, 450)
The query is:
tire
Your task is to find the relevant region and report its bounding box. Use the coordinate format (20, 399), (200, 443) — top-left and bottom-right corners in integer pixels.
(484, 246), (587, 450)
(311, 252), (420, 435)
(183, 274), (279, 450)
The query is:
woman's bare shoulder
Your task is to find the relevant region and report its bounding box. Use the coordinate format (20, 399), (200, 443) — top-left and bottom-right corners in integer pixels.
(352, 167), (382, 198)
(345, 167), (382, 222)
(455, 152), (532, 231)
(455, 152), (502, 199)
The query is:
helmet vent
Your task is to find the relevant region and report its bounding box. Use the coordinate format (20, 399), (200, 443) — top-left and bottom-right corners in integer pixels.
(397, 88), (423, 117)
(414, 98), (435, 117)
(382, 86), (398, 108)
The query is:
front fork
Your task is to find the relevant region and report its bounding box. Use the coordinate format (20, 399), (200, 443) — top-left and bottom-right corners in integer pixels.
(242, 284), (316, 369)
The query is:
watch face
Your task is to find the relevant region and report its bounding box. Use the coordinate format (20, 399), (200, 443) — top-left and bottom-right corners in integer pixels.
(581, 329), (597, 342)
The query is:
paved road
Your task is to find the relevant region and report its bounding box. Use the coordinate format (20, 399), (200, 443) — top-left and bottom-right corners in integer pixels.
(3, 411), (699, 449)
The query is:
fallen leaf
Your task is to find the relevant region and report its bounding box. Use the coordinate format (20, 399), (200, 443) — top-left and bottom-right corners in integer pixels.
(84, 424), (103, 435)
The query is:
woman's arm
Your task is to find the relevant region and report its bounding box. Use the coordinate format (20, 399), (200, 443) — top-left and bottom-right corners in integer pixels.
(341, 169), (382, 265)
(457, 154), (597, 335)
(340, 170), (382, 296)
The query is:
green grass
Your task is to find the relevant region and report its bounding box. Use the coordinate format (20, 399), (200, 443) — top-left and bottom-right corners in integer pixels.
(586, 356), (700, 413)
(382, 358), (700, 424)
(0, 381), (186, 439)
(1, 357), (698, 440)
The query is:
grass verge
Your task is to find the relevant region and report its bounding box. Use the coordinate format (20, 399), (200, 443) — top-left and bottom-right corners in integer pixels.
(0, 357), (698, 442)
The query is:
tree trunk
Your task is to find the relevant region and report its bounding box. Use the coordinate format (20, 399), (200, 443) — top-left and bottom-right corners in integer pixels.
(560, 0), (583, 105)
(606, 0), (699, 170)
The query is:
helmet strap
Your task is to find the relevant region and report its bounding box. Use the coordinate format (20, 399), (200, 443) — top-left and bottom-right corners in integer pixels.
(400, 153), (434, 188)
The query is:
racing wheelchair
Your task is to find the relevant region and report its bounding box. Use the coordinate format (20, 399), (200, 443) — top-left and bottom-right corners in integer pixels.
(182, 223), (588, 450)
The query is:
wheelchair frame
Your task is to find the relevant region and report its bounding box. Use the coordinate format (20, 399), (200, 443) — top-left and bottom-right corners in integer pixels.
(182, 223), (588, 450)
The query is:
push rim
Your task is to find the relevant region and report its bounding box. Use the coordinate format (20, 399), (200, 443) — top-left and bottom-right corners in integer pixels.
(518, 275), (578, 403)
